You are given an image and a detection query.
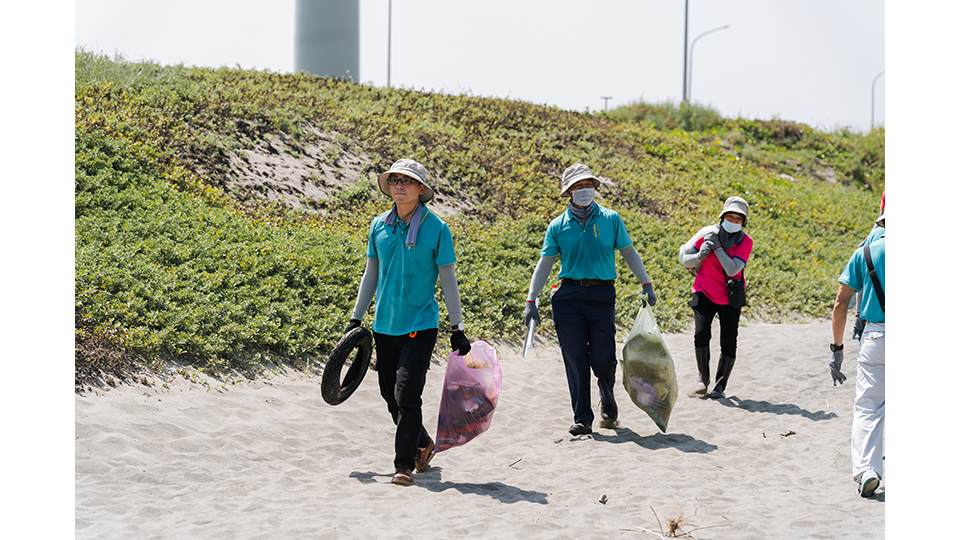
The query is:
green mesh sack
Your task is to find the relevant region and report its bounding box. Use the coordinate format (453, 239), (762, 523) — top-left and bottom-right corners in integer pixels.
(621, 299), (678, 432)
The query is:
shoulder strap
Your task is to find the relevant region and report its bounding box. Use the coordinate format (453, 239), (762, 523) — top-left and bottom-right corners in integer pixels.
(863, 242), (885, 312)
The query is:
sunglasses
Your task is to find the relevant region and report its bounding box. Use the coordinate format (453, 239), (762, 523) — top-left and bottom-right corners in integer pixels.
(386, 174), (420, 186)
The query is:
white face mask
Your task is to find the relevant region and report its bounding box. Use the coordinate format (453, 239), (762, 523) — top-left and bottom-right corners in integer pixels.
(571, 188), (596, 207)
(721, 219), (742, 234)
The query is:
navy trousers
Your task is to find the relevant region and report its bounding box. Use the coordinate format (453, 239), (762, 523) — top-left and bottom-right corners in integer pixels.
(550, 281), (618, 425)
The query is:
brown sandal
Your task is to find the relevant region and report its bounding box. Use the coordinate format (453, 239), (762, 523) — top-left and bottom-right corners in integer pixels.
(391, 469), (414, 486)
(415, 438), (436, 473)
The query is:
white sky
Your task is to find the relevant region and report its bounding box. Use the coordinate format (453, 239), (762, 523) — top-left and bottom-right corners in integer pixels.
(76, 0), (884, 131)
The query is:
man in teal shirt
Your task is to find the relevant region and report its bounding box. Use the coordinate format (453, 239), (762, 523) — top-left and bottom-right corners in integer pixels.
(346, 158), (471, 486)
(524, 163), (657, 436)
(828, 208), (885, 498)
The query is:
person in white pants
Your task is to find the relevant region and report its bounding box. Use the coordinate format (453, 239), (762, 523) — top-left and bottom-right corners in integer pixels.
(828, 209), (885, 498)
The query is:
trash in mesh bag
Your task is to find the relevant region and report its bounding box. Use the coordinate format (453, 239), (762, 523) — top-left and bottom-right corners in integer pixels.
(435, 340), (503, 453)
(621, 299), (678, 432)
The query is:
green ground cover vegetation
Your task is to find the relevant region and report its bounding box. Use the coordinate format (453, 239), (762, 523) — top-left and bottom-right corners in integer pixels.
(75, 52), (883, 380)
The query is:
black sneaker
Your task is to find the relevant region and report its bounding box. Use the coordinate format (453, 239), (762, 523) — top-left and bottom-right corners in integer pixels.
(599, 417), (620, 429)
(568, 422), (593, 436)
(599, 398), (619, 428)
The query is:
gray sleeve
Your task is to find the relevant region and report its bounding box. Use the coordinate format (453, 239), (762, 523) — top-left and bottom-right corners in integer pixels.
(713, 247), (746, 277)
(679, 226), (713, 268)
(438, 264), (464, 327)
(350, 257), (379, 320)
(526, 255), (558, 302)
(619, 246), (651, 284)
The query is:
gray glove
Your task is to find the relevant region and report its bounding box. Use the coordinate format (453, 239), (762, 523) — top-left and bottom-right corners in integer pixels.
(829, 349), (847, 386)
(703, 230), (719, 245)
(642, 283), (657, 306)
(852, 317), (866, 341)
(698, 240), (715, 259)
(523, 301), (540, 326)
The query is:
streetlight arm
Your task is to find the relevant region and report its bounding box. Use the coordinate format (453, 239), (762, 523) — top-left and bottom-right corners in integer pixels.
(690, 24), (731, 52)
(687, 24), (731, 102)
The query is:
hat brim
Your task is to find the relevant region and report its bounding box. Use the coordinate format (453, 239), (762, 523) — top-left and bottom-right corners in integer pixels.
(560, 174), (600, 196)
(378, 170), (435, 203)
(719, 210), (748, 227)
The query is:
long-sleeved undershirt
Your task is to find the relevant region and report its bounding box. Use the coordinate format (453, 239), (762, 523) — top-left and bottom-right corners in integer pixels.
(350, 258), (464, 326)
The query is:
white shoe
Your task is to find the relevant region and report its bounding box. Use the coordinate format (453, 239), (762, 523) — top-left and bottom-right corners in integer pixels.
(858, 470), (880, 498)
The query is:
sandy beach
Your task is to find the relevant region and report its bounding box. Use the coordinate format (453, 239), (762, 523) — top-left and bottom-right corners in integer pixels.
(76, 318), (883, 539)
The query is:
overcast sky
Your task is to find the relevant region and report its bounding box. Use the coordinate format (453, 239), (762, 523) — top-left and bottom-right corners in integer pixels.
(76, 0), (885, 131)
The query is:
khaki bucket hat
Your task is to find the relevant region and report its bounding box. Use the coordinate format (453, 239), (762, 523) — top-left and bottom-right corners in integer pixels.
(718, 196), (749, 226)
(378, 158), (435, 203)
(559, 163), (600, 196)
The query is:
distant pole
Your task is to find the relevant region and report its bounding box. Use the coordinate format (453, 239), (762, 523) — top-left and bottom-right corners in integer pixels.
(387, 0), (392, 87)
(682, 0), (689, 103)
(601, 96), (613, 111)
(871, 70), (885, 129)
(688, 25), (730, 102)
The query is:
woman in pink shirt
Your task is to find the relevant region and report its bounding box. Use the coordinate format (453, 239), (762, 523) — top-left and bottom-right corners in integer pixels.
(678, 197), (753, 399)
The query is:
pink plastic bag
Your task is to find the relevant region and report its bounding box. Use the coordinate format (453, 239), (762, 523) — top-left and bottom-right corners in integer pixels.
(435, 341), (502, 453)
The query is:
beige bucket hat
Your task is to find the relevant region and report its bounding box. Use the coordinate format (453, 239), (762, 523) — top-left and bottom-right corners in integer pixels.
(718, 196), (749, 226)
(559, 163), (600, 196)
(378, 158), (435, 203)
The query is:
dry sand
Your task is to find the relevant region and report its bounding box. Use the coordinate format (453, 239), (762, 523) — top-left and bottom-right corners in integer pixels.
(76, 319), (883, 539)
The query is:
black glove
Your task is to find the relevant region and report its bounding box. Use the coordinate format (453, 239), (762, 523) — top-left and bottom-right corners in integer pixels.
(829, 349), (847, 386)
(523, 301), (540, 326)
(642, 283), (657, 306)
(344, 318), (361, 334)
(451, 329), (471, 356)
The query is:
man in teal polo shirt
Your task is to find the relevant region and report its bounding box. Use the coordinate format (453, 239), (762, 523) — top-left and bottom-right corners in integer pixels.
(346, 158), (471, 486)
(828, 208), (885, 498)
(524, 163), (657, 436)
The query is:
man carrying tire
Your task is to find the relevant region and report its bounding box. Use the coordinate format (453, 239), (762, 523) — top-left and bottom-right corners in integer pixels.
(345, 158), (471, 486)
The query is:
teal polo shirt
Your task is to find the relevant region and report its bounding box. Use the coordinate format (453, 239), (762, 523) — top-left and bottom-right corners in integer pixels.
(541, 203), (633, 281)
(366, 207), (456, 336)
(859, 225), (884, 247)
(839, 229), (885, 323)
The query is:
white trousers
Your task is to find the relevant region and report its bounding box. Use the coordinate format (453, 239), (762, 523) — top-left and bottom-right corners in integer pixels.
(852, 322), (885, 479)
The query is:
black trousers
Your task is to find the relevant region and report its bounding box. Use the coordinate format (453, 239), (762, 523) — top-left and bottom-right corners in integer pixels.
(691, 292), (742, 358)
(373, 328), (437, 471)
(550, 281), (618, 425)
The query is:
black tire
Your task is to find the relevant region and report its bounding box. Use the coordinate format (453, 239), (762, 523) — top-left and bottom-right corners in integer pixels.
(321, 326), (373, 405)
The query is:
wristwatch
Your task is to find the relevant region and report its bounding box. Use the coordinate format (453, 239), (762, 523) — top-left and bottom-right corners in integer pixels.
(830, 343), (844, 352)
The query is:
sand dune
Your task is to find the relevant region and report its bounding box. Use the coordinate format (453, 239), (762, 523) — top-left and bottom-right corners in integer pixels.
(76, 319), (883, 539)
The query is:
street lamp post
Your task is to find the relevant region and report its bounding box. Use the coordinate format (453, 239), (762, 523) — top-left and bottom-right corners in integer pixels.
(687, 25), (730, 102)
(871, 70), (885, 130)
(682, 0), (689, 102)
(387, 0), (392, 87)
(601, 96), (613, 111)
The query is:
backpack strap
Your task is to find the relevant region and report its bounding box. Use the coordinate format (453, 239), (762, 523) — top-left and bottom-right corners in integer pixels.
(863, 242), (885, 313)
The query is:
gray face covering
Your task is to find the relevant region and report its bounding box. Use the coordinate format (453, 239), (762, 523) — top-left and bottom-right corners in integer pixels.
(571, 188), (596, 207)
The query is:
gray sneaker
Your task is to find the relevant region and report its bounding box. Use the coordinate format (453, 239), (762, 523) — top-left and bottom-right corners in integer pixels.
(568, 422), (593, 436)
(858, 470), (880, 498)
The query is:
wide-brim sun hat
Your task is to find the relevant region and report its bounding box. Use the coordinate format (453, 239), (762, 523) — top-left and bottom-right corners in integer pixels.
(378, 158), (435, 203)
(559, 163), (600, 196)
(718, 196), (749, 227)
